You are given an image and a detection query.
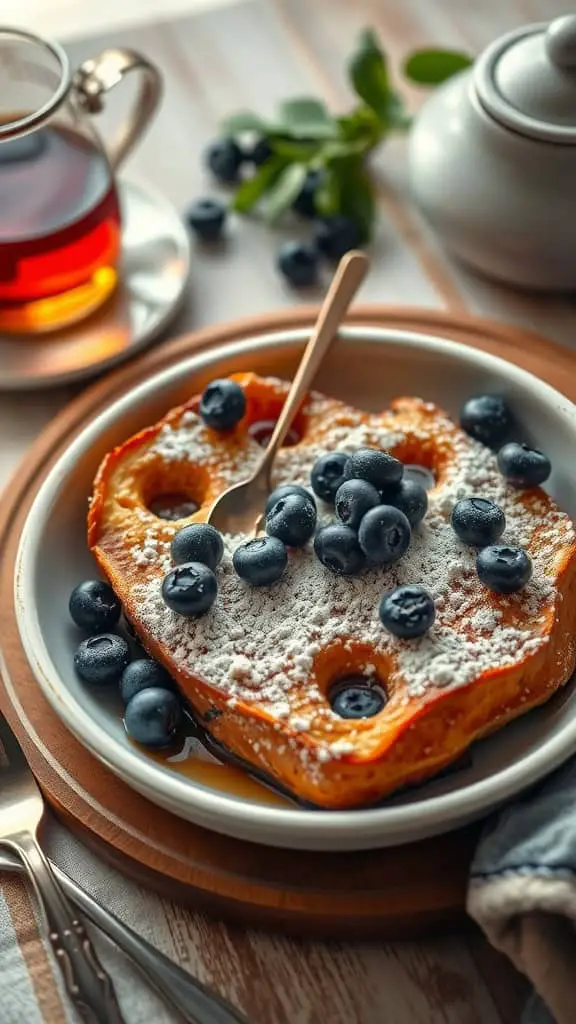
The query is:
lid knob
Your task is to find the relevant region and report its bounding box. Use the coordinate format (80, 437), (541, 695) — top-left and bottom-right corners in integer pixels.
(545, 14), (576, 69)
(475, 17), (576, 143)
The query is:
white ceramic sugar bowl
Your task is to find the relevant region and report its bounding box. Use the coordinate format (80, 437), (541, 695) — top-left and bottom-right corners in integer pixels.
(407, 15), (576, 291)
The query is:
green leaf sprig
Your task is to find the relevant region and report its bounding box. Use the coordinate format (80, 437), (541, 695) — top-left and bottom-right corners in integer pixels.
(221, 29), (472, 242)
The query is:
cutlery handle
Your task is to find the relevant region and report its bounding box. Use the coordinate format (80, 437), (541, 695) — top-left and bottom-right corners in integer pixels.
(258, 249), (368, 481)
(49, 859), (250, 1024)
(9, 833), (126, 1024)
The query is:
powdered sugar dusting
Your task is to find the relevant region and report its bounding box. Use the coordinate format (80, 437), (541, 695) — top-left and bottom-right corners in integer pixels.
(114, 382), (575, 765)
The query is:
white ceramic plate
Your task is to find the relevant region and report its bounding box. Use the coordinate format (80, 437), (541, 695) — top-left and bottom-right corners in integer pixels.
(14, 327), (576, 850)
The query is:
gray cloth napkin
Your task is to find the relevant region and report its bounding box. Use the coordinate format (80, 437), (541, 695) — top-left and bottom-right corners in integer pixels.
(468, 758), (576, 1024)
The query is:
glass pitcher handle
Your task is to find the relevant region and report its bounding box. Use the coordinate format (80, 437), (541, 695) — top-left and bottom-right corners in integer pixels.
(72, 48), (162, 170)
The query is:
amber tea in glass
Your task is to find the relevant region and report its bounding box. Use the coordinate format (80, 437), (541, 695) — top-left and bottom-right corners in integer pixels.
(0, 29), (162, 334)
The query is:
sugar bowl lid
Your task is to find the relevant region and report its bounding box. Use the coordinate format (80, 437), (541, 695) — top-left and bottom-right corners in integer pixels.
(475, 15), (576, 143)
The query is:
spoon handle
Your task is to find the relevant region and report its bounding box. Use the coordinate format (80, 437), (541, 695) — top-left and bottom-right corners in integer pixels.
(258, 249), (368, 480)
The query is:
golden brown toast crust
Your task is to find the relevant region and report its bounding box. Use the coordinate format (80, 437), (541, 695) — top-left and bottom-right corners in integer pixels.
(89, 374), (576, 809)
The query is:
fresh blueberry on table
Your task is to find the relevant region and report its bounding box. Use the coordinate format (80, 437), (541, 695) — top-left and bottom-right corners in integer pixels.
(460, 395), (513, 449)
(124, 688), (183, 749)
(380, 478), (428, 528)
(265, 492), (317, 547)
(476, 545), (533, 594)
(334, 479), (380, 530)
(265, 483), (315, 516)
(451, 497), (506, 547)
(171, 522), (224, 571)
(277, 240), (319, 287)
(314, 523), (366, 575)
(310, 451), (349, 503)
(248, 137), (272, 166)
(69, 579), (121, 633)
(120, 659), (175, 706)
(344, 448), (403, 490)
(497, 442), (551, 489)
(204, 137), (243, 184)
(358, 505), (411, 566)
(379, 585), (436, 639)
(161, 563), (218, 616)
(314, 215), (362, 261)
(233, 535), (287, 586)
(329, 677), (387, 718)
(74, 634), (130, 685)
(199, 378), (246, 431)
(292, 169), (323, 218)
(185, 198), (227, 242)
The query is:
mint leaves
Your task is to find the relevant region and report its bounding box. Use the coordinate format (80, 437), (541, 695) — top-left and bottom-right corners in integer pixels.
(403, 49), (472, 85)
(222, 30), (471, 240)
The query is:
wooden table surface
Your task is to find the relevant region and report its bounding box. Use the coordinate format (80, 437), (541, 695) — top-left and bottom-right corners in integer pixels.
(3, 1), (573, 1020)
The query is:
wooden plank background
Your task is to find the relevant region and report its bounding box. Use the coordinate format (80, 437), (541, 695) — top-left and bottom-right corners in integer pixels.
(3, 1), (573, 1019)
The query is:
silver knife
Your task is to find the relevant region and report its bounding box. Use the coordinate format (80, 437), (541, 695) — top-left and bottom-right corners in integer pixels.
(0, 847), (249, 1024)
(0, 712), (248, 1024)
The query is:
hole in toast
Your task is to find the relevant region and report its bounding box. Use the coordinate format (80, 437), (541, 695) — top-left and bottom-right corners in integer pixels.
(148, 494), (200, 520)
(328, 675), (388, 719)
(248, 421), (300, 448)
(140, 462), (210, 522)
(243, 387), (307, 447)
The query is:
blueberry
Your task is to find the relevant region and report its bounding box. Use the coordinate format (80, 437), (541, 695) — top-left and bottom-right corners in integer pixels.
(497, 442), (551, 489)
(74, 634), (130, 685)
(310, 451), (349, 503)
(199, 378), (246, 430)
(451, 497), (506, 546)
(344, 448), (403, 490)
(380, 478), (428, 528)
(265, 493), (317, 547)
(334, 479), (380, 530)
(476, 545), (532, 594)
(170, 523), (224, 570)
(329, 676), (387, 719)
(124, 688), (183, 749)
(292, 169), (322, 218)
(265, 484), (315, 516)
(120, 659), (175, 705)
(314, 215), (362, 261)
(314, 524), (366, 576)
(162, 563), (217, 616)
(248, 137), (272, 166)
(204, 137), (243, 184)
(460, 395), (513, 449)
(404, 464), (436, 490)
(379, 585), (436, 639)
(277, 240), (319, 287)
(69, 579), (121, 633)
(233, 535), (287, 586)
(358, 505), (411, 566)
(185, 198), (226, 242)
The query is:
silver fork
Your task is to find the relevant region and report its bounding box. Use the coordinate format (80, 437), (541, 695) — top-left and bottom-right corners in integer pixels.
(0, 714), (249, 1024)
(0, 716), (126, 1023)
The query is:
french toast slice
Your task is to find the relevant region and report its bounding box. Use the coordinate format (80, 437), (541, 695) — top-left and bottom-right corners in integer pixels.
(89, 374), (576, 809)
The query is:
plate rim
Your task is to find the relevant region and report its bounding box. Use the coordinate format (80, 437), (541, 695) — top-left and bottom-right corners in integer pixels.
(14, 325), (576, 849)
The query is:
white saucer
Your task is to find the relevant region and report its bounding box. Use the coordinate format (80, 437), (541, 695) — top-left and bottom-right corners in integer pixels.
(0, 178), (190, 391)
(14, 327), (576, 850)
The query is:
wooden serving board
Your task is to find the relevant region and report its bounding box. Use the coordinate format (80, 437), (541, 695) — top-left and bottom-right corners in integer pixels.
(1, 305), (574, 939)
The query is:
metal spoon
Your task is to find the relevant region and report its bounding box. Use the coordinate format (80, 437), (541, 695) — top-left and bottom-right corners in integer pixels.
(204, 249), (369, 535)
